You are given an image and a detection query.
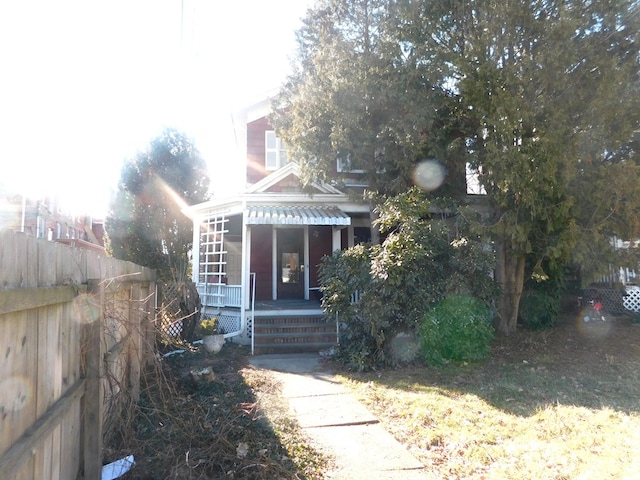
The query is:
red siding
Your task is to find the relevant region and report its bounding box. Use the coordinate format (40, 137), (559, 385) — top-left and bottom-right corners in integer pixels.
(309, 226), (333, 289)
(250, 225), (273, 300)
(246, 117), (272, 185)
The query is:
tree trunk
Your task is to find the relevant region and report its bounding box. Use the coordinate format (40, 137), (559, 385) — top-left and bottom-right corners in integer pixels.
(494, 239), (526, 335)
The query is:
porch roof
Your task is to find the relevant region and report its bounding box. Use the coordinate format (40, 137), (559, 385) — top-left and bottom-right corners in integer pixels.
(245, 205), (351, 226)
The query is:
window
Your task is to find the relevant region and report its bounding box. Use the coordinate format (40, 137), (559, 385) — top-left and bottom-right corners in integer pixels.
(466, 163), (486, 195)
(281, 252), (300, 283)
(337, 147), (385, 173)
(265, 131), (288, 170)
(336, 151), (365, 173)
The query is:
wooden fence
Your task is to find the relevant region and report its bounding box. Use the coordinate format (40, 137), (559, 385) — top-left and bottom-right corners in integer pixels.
(0, 229), (156, 480)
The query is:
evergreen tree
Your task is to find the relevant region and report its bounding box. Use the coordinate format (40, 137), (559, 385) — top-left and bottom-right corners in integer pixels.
(106, 128), (210, 282)
(274, 0), (640, 334)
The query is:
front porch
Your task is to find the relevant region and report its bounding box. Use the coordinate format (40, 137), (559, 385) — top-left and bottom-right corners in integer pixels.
(197, 284), (323, 316)
(253, 298), (323, 314)
(197, 283), (336, 354)
(187, 164), (371, 353)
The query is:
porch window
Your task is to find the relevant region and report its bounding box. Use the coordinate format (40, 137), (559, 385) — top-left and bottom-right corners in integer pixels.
(265, 131), (288, 170)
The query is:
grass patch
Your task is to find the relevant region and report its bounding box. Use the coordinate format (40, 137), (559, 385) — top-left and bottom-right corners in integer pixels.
(335, 314), (640, 479)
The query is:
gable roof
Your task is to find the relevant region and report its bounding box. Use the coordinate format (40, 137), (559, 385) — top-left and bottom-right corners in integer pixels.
(246, 162), (344, 195)
(186, 160), (372, 217)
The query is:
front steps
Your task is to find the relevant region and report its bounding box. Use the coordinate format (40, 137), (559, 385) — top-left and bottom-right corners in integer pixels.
(252, 315), (337, 354)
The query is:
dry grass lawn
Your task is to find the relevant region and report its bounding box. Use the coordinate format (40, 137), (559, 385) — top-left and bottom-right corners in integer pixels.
(336, 312), (640, 479)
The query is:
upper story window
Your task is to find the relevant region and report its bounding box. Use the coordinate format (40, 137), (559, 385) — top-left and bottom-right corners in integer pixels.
(466, 163), (487, 195)
(265, 131), (288, 170)
(337, 156), (365, 174)
(336, 151), (365, 174)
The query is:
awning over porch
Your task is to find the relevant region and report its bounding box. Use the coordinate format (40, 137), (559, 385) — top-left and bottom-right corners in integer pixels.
(245, 206), (351, 226)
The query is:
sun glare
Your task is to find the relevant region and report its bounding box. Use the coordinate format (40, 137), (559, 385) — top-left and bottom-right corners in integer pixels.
(0, 0), (309, 218)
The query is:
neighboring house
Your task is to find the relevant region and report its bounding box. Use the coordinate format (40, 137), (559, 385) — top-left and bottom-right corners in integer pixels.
(187, 99), (372, 353)
(0, 186), (106, 254)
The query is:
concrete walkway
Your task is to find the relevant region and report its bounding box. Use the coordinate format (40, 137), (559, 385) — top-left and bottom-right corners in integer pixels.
(249, 353), (434, 479)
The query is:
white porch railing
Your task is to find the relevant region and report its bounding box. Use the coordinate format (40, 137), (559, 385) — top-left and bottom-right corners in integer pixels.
(197, 283), (242, 308)
(196, 283), (243, 337)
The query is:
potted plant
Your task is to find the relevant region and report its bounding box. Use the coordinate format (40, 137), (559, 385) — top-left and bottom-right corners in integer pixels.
(199, 317), (224, 354)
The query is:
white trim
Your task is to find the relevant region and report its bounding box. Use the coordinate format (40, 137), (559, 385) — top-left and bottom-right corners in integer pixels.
(191, 213), (201, 283)
(332, 226), (342, 252)
(304, 226), (310, 300)
(246, 162), (345, 195)
(242, 212), (250, 315)
(272, 228), (277, 300)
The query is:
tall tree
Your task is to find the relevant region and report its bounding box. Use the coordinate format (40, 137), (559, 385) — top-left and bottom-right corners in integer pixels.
(434, 0), (640, 333)
(106, 128), (210, 282)
(275, 0), (640, 334)
(271, 0), (453, 196)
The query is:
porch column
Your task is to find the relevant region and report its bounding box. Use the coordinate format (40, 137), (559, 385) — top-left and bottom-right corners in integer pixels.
(191, 213), (201, 284)
(347, 225), (355, 248)
(272, 228), (277, 300)
(332, 226), (342, 252)
(304, 226), (310, 300)
(242, 221), (251, 310)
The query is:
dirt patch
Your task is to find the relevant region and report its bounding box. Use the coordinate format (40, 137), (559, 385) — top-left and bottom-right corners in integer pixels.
(494, 311), (640, 375)
(104, 342), (311, 480)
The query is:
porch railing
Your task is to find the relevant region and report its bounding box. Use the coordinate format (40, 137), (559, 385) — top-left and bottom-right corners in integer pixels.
(197, 283), (242, 308)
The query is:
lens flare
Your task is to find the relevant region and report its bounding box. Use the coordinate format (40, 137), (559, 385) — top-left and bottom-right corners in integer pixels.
(0, 376), (33, 414)
(413, 159), (446, 191)
(575, 308), (613, 339)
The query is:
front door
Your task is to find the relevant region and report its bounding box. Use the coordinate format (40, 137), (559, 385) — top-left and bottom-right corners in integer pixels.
(277, 228), (304, 299)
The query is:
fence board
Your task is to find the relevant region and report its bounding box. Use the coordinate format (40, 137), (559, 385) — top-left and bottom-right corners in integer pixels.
(37, 305), (61, 416)
(0, 286), (80, 315)
(0, 310), (17, 456)
(0, 310), (38, 458)
(0, 229), (156, 480)
(33, 433), (52, 480)
(129, 283), (141, 402)
(60, 400), (81, 480)
(0, 380), (84, 479)
(83, 279), (104, 480)
(0, 229), (20, 287)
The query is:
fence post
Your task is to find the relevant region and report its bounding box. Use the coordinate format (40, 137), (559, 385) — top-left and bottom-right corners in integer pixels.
(128, 283), (141, 403)
(84, 279), (104, 480)
(141, 279), (157, 367)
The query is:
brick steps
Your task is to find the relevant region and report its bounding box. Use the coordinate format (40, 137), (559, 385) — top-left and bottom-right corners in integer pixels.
(253, 315), (337, 354)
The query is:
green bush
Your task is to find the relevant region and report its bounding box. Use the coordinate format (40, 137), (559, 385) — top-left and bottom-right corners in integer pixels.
(418, 295), (494, 365)
(518, 291), (559, 330)
(519, 260), (565, 330)
(319, 190), (499, 371)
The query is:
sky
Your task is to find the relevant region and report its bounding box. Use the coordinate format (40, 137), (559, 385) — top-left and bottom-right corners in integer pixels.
(0, 0), (312, 217)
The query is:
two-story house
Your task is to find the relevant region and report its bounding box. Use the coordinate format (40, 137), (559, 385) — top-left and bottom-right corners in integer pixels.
(187, 98), (372, 354)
